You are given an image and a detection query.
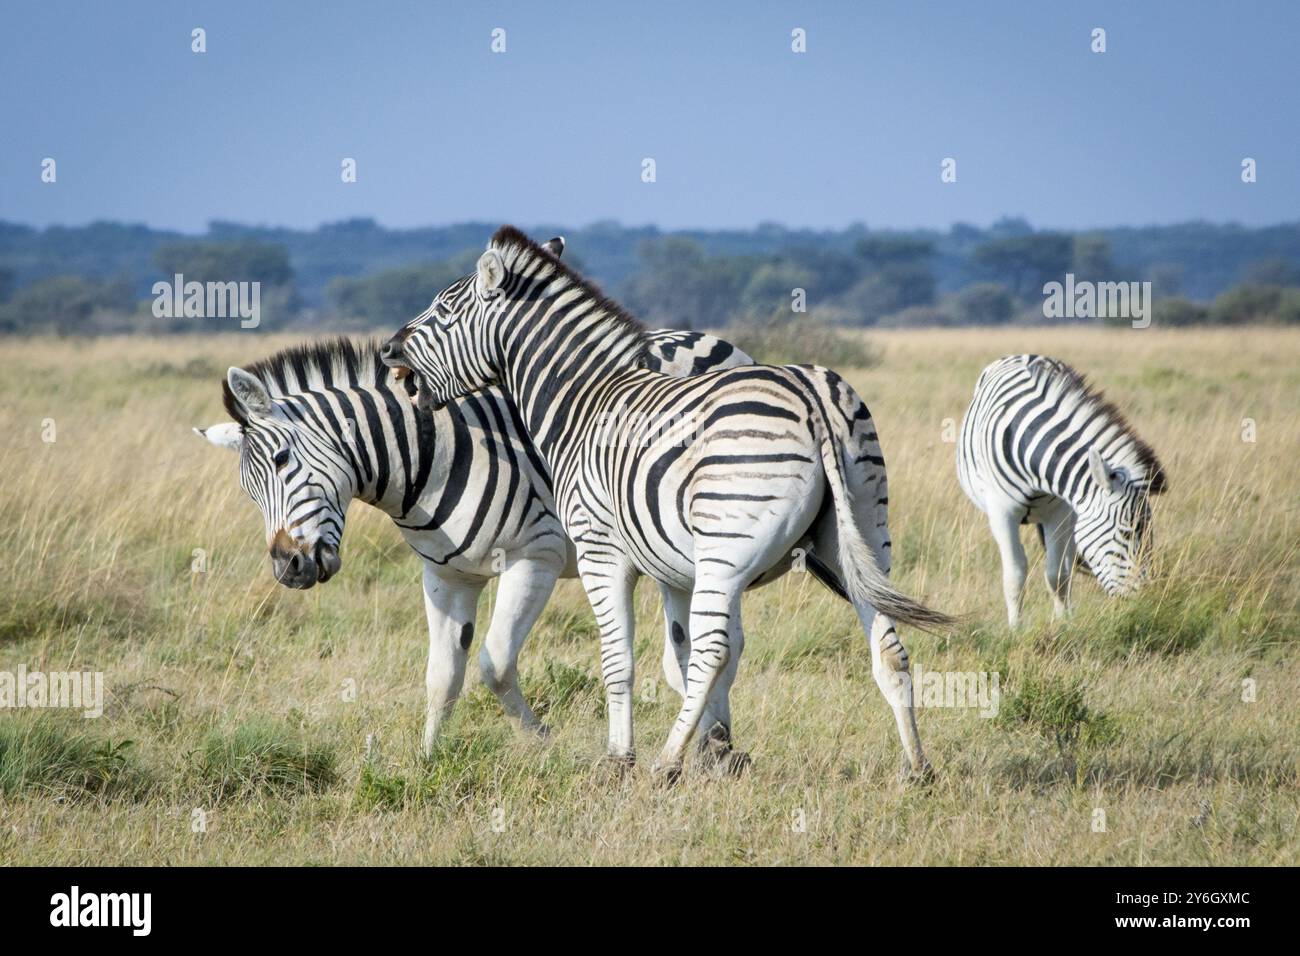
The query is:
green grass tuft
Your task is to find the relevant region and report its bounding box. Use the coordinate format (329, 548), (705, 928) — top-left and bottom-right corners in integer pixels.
(995, 672), (1118, 752)
(723, 313), (879, 368)
(526, 660), (602, 720)
(191, 718), (336, 800)
(0, 717), (148, 798)
(1051, 585), (1291, 661)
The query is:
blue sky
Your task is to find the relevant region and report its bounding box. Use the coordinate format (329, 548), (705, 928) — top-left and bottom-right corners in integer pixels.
(2, 0), (1296, 232)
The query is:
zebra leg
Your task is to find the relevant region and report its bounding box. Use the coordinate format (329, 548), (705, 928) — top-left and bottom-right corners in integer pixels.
(1040, 505), (1077, 619)
(987, 507), (1028, 628)
(659, 583), (689, 699)
(861, 607), (931, 780)
(478, 557), (558, 736)
(420, 565), (484, 756)
(579, 555), (638, 764)
(652, 579), (743, 782)
(697, 653), (750, 776)
(658, 582), (750, 776)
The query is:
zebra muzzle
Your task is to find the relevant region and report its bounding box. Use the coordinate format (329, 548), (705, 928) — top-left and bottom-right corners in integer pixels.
(389, 365), (423, 405)
(315, 542), (342, 582)
(270, 532), (340, 589)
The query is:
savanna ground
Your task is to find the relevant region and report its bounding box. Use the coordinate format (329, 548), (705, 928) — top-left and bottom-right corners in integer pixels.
(0, 327), (1296, 865)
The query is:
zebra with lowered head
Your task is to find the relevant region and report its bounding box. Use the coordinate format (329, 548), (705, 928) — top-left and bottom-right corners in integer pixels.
(381, 226), (952, 782)
(195, 257), (753, 756)
(957, 354), (1167, 627)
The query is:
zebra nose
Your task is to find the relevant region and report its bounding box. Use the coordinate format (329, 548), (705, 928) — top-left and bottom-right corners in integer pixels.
(270, 532), (318, 589)
(380, 337), (405, 366)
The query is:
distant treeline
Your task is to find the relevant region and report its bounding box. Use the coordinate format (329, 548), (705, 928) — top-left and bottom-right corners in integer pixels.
(1, 217), (1298, 334)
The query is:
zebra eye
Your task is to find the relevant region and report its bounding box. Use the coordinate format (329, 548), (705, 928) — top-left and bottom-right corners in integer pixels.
(273, 448), (290, 468)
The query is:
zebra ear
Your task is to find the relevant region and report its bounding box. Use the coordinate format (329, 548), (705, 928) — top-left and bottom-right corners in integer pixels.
(194, 422), (243, 451)
(1087, 447), (1125, 495)
(476, 249), (507, 297)
(541, 236), (565, 258)
(226, 367), (271, 416)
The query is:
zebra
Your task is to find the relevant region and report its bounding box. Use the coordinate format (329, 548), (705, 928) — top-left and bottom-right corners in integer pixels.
(381, 226), (952, 782)
(195, 259), (753, 756)
(956, 354), (1167, 627)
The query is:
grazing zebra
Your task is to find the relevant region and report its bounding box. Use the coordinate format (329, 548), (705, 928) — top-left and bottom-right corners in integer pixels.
(381, 226), (951, 782)
(957, 354), (1167, 627)
(195, 292), (752, 755)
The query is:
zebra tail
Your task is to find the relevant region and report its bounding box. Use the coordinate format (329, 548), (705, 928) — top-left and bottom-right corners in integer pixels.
(812, 401), (956, 634)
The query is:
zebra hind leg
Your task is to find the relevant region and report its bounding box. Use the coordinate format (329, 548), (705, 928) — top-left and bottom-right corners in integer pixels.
(478, 557), (558, 736)
(658, 582), (751, 777)
(659, 582), (690, 699)
(1039, 506), (1077, 619)
(652, 579), (744, 784)
(860, 606), (933, 783)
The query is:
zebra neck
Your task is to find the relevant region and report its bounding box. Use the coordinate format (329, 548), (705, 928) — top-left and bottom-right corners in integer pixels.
(299, 384), (436, 519)
(1028, 426), (1140, 510)
(496, 298), (647, 459)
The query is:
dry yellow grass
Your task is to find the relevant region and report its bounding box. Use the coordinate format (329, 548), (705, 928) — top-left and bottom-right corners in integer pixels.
(0, 327), (1296, 865)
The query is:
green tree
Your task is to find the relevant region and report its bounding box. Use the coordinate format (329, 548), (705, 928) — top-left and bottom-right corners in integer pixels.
(621, 237), (755, 328)
(1153, 297), (1209, 327)
(970, 234), (1073, 299)
(0, 275), (135, 334)
(1242, 257), (1300, 287)
(781, 246), (861, 297)
(1072, 234), (1114, 282)
(1209, 284), (1300, 324)
(838, 266), (935, 324)
(953, 282), (1015, 325)
(327, 262), (461, 327)
(836, 236), (937, 324)
(154, 240), (293, 288)
(153, 239), (299, 328)
(740, 261), (816, 316)
(854, 236), (934, 270)
(1147, 263), (1185, 298)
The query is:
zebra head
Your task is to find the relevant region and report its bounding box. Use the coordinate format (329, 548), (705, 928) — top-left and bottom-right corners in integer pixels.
(1073, 446), (1167, 596)
(195, 367), (351, 589)
(380, 234), (567, 409)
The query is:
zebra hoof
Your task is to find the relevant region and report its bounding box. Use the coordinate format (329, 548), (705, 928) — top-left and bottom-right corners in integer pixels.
(650, 762), (683, 787)
(712, 750), (752, 778)
(598, 753), (636, 781)
(900, 760), (936, 788)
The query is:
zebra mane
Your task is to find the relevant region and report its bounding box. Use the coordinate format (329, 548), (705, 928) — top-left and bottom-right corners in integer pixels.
(489, 225), (652, 366)
(222, 336), (385, 425)
(1026, 355), (1168, 493)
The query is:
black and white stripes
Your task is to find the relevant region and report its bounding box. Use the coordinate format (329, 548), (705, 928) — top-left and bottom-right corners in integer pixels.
(383, 225), (951, 780)
(199, 326), (752, 754)
(957, 354), (1167, 625)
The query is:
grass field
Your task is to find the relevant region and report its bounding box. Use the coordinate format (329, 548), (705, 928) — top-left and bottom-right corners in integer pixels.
(0, 327), (1296, 865)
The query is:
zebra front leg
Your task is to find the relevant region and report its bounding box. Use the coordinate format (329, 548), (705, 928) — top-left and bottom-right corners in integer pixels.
(659, 582), (749, 776)
(652, 580), (743, 783)
(988, 508), (1028, 628)
(420, 565), (484, 756)
(479, 557), (560, 736)
(1040, 506), (1077, 619)
(860, 608), (931, 782)
(578, 555), (638, 765)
